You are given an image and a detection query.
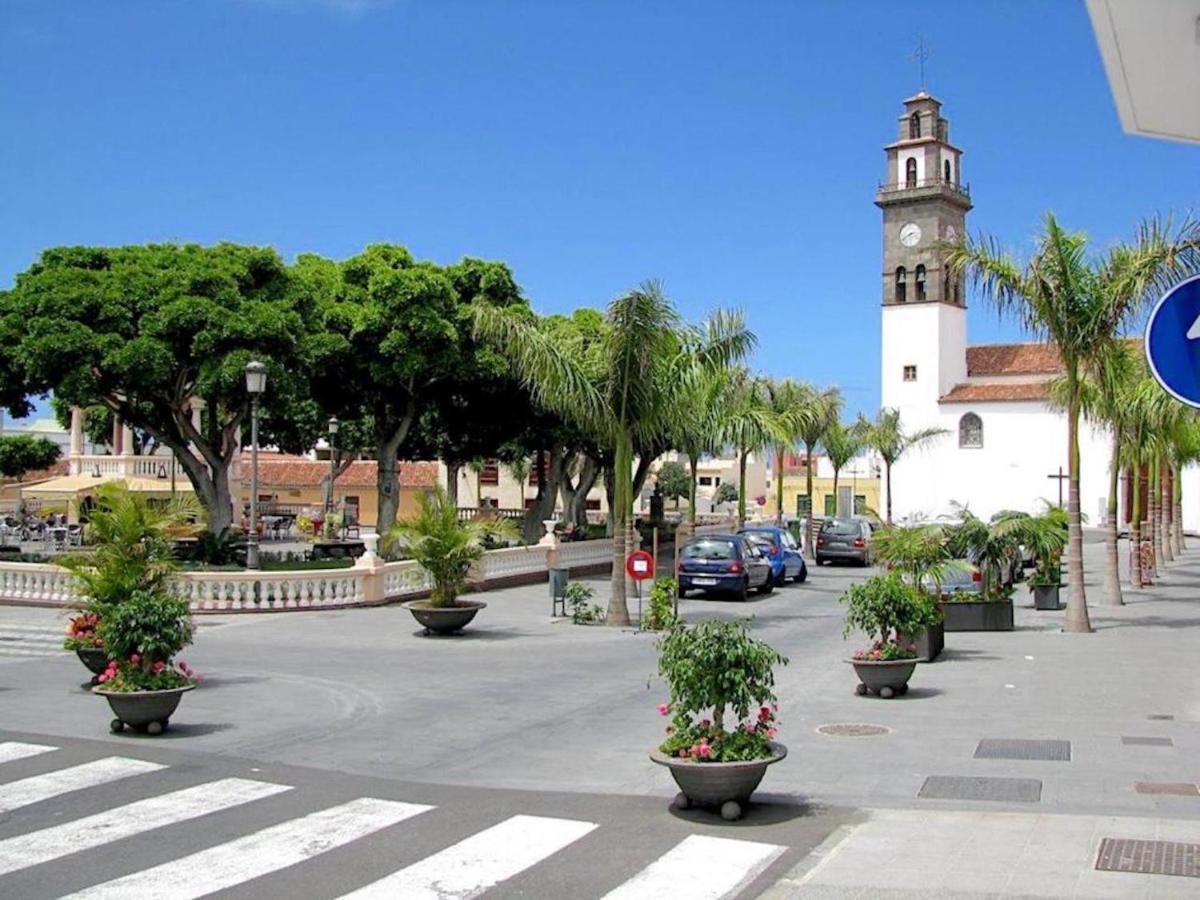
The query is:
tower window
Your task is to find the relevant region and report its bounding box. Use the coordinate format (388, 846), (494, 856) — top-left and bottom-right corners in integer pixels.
(903, 365), (917, 382)
(905, 158), (917, 188)
(894, 266), (907, 303)
(944, 159), (951, 183)
(909, 112), (920, 139)
(915, 264), (927, 301)
(959, 413), (983, 449)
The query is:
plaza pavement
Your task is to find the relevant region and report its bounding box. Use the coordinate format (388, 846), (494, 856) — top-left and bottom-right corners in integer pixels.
(0, 537), (1198, 896)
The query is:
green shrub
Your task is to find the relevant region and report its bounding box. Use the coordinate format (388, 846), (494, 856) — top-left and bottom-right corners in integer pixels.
(94, 591), (195, 691)
(840, 571), (929, 660)
(565, 582), (604, 624)
(641, 577), (678, 631)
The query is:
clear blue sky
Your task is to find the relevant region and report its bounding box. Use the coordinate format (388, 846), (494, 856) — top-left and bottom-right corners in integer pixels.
(2, 0), (1196, 420)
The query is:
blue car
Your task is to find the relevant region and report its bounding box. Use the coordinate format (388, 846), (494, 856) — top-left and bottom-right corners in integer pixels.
(739, 526), (808, 585)
(677, 534), (774, 601)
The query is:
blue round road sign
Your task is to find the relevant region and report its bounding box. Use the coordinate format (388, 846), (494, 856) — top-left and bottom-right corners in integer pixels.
(1146, 276), (1200, 408)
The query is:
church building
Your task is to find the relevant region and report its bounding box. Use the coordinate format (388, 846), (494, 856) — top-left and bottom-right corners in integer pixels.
(875, 91), (1200, 530)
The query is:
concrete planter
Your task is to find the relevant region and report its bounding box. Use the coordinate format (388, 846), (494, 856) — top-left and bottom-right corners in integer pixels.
(95, 684), (194, 735)
(897, 622), (944, 662)
(848, 658), (917, 698)
(650, 742), (787, 821)
(1031, 584), (1061, 611)
(939, 598), (1014, 632)
(403, 599), (487, 635)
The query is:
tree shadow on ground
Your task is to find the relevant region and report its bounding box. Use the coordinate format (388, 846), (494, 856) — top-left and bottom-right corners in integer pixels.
(1092, 616), (1200, 631)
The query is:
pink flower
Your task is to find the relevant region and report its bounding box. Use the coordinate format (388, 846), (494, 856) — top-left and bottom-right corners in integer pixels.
(744, 723), (757, 734)
(766, 728), (777, 739)
(678, 749), (688, 759)
(97, 674), (109, 683)
(130, 654), (140, 665)
(699, 719), (711, 729)
(657, 703), (670, 716)
(699, 737), (708, 746)
(698, 744), (712, 759)
(152, 661), (165, 674)
(758, 706), (771, 722)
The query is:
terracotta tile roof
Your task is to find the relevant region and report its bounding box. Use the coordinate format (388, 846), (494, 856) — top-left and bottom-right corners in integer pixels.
(940, 382), (1050, 403)
(966, 343), (1062, 376)
(247, 453), (438, 489)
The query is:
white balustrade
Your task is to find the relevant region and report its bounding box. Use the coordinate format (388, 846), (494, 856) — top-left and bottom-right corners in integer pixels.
(556, 539), (613, 569)
(481, 546), (550, 580)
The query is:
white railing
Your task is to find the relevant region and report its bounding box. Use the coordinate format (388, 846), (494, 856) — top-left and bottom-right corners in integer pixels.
(0, 538), (615, 613)
(69, 454), (181, 479)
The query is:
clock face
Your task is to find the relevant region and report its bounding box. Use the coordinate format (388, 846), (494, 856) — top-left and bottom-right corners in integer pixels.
(899, 223), (922, 247)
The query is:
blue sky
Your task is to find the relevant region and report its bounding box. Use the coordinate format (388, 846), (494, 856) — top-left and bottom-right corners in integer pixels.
(2, 0), (1196, 421)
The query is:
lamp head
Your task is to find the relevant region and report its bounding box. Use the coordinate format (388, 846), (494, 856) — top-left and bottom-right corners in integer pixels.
(244, 360), (267, 396)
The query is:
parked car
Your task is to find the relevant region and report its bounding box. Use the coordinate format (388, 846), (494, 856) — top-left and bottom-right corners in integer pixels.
(738, 526), (807, 585)
(677, 534), (773, 601)
(815, 518), (872, 566)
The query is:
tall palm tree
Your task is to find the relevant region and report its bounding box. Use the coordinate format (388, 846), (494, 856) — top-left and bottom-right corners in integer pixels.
(946, 213), (1200, 633)
(795, 386), (841, 557)
(859, 408), (947, 526)
(822, 419), (866, 520)
(672, 367), (731, 527)
(722, 371), (778, 528)
(1121, 371), (1176, 588)
(475, 282), (754, 625)
(763, 378), (818, 525)
(1167, 417), (1200, 557)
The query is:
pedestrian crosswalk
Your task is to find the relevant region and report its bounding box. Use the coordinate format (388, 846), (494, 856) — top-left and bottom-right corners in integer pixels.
(0, 740), (793, 899)
(0, 623), (65, 659)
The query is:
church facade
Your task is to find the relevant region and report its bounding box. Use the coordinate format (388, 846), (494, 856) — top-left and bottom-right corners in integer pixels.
(875, 91), (1200, 530)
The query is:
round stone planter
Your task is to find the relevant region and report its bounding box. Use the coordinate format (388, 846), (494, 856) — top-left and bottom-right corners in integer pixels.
(94, 684), (195, 735)
(650, 742), (787, 821)
(848, 658), (917, 699)
(76, 647), (110, 681)
(403, 599), (487, 636)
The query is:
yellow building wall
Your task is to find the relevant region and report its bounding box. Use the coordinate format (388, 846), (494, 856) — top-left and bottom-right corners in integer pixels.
(780, 475), (881, 520)
(240, 485), (428, 528)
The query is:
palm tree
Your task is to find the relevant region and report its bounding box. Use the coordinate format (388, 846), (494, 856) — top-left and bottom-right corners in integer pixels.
(946, 213), (1200, 633)
(859, 408), (946, 526)
(475, 282), (754, 625)
(822, 419), (865, 521)
(506, 457), (531, 509)
(763, 378), (818, 525)
(796, 387), (841, 557)
(1167, 417), (1200, 557)
(1121, 371), (1177, 588)
(672, 367), (731, 527)
(722, 371), (779, 528)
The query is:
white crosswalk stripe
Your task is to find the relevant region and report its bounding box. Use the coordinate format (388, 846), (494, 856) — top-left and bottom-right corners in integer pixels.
(601, 833), (786, 900)
(0, 624), (66, 658)
(0, 756), (164, 813)
(64, 797), (434, 900)
(0, 777), (292, 876)
(0, 741), (57, 764)
(341, 813), (598, 899)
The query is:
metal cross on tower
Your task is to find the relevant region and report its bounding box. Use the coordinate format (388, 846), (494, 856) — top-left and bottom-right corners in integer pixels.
(910, 37), (932, 90)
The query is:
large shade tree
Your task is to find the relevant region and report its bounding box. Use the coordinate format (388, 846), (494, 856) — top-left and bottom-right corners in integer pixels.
(0, 435), (61, 479)
(476, 281), (754, 625)
(1, 244), (312, 532)
(947, 213), (1200, 633)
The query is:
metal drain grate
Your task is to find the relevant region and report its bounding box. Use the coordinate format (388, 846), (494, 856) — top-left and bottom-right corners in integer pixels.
(974, 738), (1071, 761)
(918, 775), (1042, 802)
(1122, 736), (1174, 747)
(1134, 782), (1199, 796)
(1096, 838), (1200, 877)
(816, 723), (891, 737)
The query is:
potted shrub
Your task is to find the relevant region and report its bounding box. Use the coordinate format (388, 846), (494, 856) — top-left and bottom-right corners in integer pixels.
(93, 590), (198, 734)
(641, 576), (679, 632)
(58, 485), (192, 682)
(1022, 508), (1068, 611)
(390, 486), (517, 635)
(651, 620), (788, 821)
(871, 524), (950, 661)
(841, 571), (926, 698)
(938, 510), (1020, 632)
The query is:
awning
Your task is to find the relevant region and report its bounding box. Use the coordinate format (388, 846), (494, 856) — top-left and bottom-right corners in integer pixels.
(20, 474), (195, 499)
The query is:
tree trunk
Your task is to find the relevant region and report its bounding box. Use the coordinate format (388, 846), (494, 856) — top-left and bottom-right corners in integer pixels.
(373, 401), (417, 535)
(737, 449), (748, 528)
(1064, 396), (1091, 633)
(445, 462), (460, 504)
(1149, 456), (1162, 577)
(832, 469), (840, 521)
(775, 447), (785, 525)
(884, 459), (893, 526)
(561, 454), (599, 530)
(607, 432), (632, 626)
(688, 456), (698, 527)
(319, 451), (355, 515)
(522, 446), (563, 544)
(1174, 464), (1185, 554)
(1162, 461), (1175, 562)
(603, 468), (615, 538)
(804, 443), (816, 559)
(1131, 464), (1143, 588)
(1102, 431), (1123, 606)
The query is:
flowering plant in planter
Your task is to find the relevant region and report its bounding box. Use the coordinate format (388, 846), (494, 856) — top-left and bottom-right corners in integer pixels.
(63, 611), (104, 652)
(94, 591), (196, 692)
(656, 620), (787, 763)
(840, 571), (928, 660)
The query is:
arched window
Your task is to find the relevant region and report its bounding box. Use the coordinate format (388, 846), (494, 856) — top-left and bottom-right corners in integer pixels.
(915, 264), (927, 301)
(943, 159), (951, 183)
(959, 413), (983, 449)
(905, 158), (918, 187)
(909, 112), (920, 139)
(895, 267), (907, 303)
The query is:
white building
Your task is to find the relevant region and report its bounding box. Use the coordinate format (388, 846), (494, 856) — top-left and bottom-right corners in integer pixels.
(875, 90), (1200, 530)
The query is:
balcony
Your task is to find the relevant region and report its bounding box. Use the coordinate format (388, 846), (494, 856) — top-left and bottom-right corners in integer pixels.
(875, 177), (972, 207)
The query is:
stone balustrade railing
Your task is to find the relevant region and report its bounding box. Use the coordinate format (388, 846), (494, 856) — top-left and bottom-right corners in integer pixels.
(0, 537), (613, 614)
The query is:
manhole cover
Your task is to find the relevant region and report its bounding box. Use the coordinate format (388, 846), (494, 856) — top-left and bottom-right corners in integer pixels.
(816, 723), (891, 737)
(974, 738), (1070, 761)
(918, 775), (1042, 802)
(1096, 838), (1200, 877)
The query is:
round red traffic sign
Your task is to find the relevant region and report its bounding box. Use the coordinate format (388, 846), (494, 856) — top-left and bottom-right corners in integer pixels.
(625, 550), (655, 581)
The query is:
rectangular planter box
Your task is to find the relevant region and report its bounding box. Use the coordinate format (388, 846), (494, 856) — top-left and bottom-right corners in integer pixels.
(898, 621), (944, 662)
(1031, 584), (1061, 610)
(938, 598), (1014, 632)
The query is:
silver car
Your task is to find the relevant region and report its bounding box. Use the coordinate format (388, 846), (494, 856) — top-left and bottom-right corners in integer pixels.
(815, 518), (872, 566)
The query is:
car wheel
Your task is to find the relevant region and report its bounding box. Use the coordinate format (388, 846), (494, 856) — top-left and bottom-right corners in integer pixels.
(795, 567), (807, 584)
(758, 575), (774, 595)
(734, 579), (749, 602)
(677, 587), (688, 599)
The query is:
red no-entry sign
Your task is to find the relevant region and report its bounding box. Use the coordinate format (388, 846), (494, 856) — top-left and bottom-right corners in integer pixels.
(625, 550), (655, 581)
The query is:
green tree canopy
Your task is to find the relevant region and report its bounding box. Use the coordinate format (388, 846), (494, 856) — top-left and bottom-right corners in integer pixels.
(0, 434), (61, 478)
(655, 460), (690, 507)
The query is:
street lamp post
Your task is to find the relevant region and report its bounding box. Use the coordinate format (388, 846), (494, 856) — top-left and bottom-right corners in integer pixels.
(326, 416), (339, 537)
(244, 361), (267, 570)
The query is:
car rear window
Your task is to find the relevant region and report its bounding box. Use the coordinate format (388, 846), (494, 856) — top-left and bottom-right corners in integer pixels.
(822, 520), (860, 536)
(743, 532), (777, 547)
(683, 539), (737, 560)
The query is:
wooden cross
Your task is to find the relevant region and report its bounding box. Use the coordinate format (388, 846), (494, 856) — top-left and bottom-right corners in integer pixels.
(1047, 466), (1068, 508)
(910, 37), (932, 90)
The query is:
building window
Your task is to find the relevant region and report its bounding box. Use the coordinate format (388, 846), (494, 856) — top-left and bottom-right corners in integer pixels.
(915, 264), (927, 301)
(905, 157), (917, 187)
(854, 494), (867, 515)
(797, 495), (812, 516)
(480, 461), (500, 485)
(903, 365), (917, 382)
(823, 494), (836, 517)
(586, 498), (601, 510)
(714, 476), (721, 486)
(909, 112), (920, 139)
(943, 159), (951, 183)
(959, 413), (983, 448)
(895, 266), (907, 303)
(698, 476), (713, 487)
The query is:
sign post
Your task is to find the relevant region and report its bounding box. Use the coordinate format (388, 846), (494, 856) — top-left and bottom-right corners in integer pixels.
(625, 550), (655, 625)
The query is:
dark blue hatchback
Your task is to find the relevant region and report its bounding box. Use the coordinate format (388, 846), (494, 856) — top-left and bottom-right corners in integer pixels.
(739, 526), (808, 585)
(676, 534), (773, 602)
